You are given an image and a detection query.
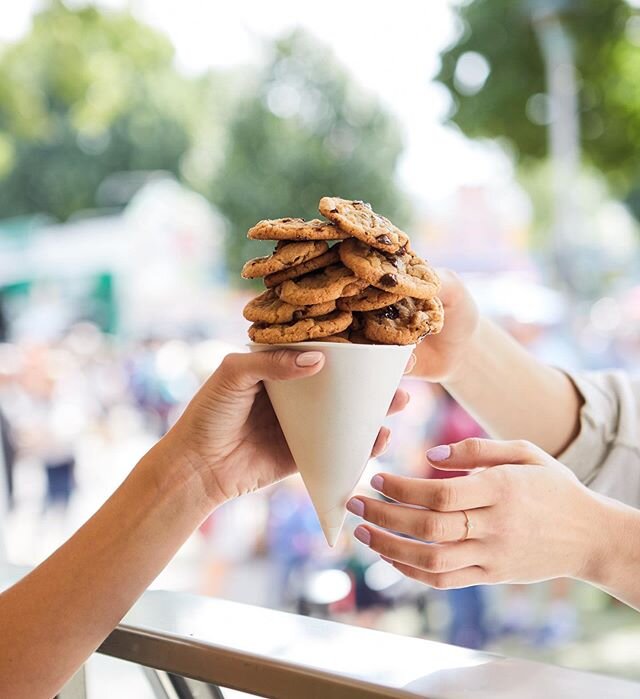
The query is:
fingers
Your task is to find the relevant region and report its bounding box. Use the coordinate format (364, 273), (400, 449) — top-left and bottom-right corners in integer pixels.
(368, 388), (410, 457)
(370, 427), (391, 458)
(426, 438), (546, 471)
(354, 525), (483, 573)
(389, 560), (487, 589)
(348, 496), (490, 542)
(217, 350), (325, 391)
(387, 388), (410, 416)
(404, 353), (417, 374)
(370, 471), (497, 511)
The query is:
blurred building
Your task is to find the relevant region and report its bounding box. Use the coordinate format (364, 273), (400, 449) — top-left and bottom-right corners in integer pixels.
(0, 177), (226, 342)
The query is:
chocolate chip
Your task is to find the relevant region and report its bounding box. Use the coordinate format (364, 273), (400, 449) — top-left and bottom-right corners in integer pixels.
(379, 304), (400, 320)
(281, 218), (292, 222)
(330, 208), (338, 213)
(376, 234), (392, 246)
(292, 309), (308, 320)
(379, 273), (398, 287)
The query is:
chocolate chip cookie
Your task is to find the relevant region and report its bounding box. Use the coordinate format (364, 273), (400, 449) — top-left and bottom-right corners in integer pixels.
(276, 264), (368, 305)
(336, 286), (402, 312)
(264, 245), (341, 288)
(319, 197), (408, 253)
(248, 218), (348, 242)
(241, 241), (329, 279)
(360, 297), (444, 345)
(248, 310), (353, 344)
(339, 238), (440, 300)
(243, 289), (336, 324)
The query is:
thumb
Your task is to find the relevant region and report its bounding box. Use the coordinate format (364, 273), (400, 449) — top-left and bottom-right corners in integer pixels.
(216, 349), (325, 392)
(426, 438), (545, 471)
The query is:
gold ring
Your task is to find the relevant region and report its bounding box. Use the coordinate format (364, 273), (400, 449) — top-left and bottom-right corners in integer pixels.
(458, 510), (474, 542)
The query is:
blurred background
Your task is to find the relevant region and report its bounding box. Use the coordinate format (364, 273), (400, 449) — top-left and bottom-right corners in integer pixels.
(1, 0), (639, 695)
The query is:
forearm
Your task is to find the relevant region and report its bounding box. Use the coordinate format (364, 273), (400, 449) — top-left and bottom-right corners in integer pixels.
(443, 317), (582, 455)
(0, 436), (220, 699)
(583, 495), (640, 611)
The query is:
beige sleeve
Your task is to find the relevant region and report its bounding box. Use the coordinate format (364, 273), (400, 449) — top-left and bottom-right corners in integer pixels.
(558, 371), (640, 508)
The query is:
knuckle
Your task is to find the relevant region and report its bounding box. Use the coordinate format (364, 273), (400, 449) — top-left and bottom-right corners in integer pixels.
(419, 547), (445, 572)
(220, 353), (240, 373)
(371, 504), (392, 531)
(433, 482), (456, 510)
(514, 439), (535, 455)
(463, 437), (484, 461)
(420, 514), (445, 542)
(432, 554), (448, 573)
(269, 349), (292, 366)
(218, 353), (243, 383)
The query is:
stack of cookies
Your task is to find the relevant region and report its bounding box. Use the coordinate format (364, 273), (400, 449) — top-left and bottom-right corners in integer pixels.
(242, 197), (444, 345)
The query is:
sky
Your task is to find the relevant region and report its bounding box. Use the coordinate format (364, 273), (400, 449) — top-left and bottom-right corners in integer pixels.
(0, 0), (514, 207)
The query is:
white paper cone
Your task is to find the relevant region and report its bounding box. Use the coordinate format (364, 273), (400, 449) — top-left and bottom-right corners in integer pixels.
(250, 341), (414, 546)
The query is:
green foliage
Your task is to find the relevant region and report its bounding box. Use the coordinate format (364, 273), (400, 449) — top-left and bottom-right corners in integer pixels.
(213, 30), (410, 281)
(0, 0), (221, 220)
(437, 0), (638, 192)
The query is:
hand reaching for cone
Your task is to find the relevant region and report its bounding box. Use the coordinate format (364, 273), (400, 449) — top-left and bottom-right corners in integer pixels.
(347, 438), (613, 590)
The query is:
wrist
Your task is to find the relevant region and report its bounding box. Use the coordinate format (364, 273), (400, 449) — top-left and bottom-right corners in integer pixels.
(579, 493), (640, 590)
(140, 435), (227, 517)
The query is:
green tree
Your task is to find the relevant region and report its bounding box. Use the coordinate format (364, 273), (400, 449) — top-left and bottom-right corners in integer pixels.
(213, 30), (410, 279)
(0, 0), (224, 220)
(437, 1), (639, 195)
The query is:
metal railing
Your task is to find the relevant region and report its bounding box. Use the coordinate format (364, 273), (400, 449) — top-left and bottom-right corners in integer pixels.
(1, 566), (639, 699)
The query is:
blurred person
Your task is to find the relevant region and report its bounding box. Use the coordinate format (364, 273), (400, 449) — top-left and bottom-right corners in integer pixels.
(0, 349), (410, 698)
(126, 338), (174, 435)
(20, 344), (84, 510)
(266, 478), (324, 608)
(334, 542), (385, 627)
(347, 271), (640, 616)
(0, 409), (15, 510)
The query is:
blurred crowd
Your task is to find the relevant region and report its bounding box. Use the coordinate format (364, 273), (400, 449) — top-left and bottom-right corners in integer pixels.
(2, 281), (635, 658)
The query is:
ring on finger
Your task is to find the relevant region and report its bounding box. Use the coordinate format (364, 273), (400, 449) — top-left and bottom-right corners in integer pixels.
(458, 509), (474, 542)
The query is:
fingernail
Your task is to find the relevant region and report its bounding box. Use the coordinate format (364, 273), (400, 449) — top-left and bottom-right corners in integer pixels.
(347, 498), (365, 517)
(427, 445), (451, 462)
(371, 474), (384, 491)
(295, 351), (323, 367)
(354, 526), (371, 546)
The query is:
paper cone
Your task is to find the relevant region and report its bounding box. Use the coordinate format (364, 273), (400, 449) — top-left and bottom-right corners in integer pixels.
(250, 341), (414, 546)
